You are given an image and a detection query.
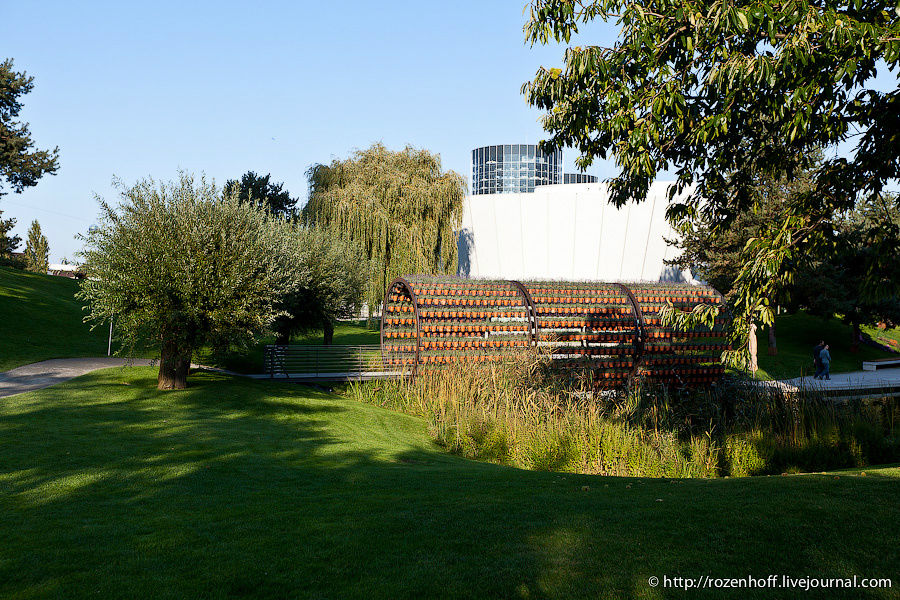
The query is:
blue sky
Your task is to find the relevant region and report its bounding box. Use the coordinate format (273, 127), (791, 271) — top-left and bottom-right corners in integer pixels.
(3, 1), (618, 262)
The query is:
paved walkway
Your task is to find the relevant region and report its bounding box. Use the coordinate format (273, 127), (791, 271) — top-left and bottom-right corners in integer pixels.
(0, 358), (154, 398)
(758, 367), (900, 395)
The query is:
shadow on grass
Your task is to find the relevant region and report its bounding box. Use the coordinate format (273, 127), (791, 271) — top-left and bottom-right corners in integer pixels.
(0, 368), (898, 599)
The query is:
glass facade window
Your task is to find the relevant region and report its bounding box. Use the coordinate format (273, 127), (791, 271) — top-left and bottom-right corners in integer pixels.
(563, 173), (598, 184)
(471, 144), (562, 195)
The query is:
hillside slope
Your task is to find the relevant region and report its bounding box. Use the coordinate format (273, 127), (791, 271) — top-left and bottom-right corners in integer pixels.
(755, 311), (899, 380)
(0, 267), (113, 371)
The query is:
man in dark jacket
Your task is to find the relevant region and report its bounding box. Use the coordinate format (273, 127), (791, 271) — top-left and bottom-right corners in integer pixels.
(817, 344), (832, 380)
(813, 340), (825, 377)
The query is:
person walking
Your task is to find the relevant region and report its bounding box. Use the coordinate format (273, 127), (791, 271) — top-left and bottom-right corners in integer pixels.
(813, 340), (825, 377)
(817, 344), (832, 380)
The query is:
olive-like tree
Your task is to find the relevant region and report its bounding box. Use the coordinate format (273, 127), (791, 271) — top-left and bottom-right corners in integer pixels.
(78, 172), (303, 390)
(303, 143), (466, 313)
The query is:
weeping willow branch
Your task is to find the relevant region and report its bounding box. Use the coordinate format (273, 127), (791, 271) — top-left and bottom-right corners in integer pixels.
(303, 143), (467, 312)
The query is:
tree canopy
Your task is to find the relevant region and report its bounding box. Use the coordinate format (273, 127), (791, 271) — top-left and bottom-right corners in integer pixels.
(523, 1), (900, 367)
(670, 150), (820, 296)
(224, 171), (298, 219)
(0, 208), (20, 257)
(24, 219), (48, 273)
(272, 228), (368, 345)
(303, 143), (467, 312)
(794, 192), (900, 343)
(78, 173), (304, 390)
(1, 59), (59, 198)
(671, 156), (900, 352)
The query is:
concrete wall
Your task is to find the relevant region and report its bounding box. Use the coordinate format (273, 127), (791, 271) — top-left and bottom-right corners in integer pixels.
(457, 181), (692, 282)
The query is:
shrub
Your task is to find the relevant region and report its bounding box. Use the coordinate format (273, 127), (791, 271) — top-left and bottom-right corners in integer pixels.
(348, 350), (900, 478)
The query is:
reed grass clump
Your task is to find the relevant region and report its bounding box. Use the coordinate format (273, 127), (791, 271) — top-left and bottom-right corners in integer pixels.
(347, 350), (900, 477)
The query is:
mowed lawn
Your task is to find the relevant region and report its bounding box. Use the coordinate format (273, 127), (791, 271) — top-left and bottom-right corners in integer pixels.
(1, 368), (898, 599)
(0, 268), (112, 371)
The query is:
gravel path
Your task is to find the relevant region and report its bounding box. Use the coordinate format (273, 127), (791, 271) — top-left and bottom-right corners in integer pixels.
(0, 358), (154, 398)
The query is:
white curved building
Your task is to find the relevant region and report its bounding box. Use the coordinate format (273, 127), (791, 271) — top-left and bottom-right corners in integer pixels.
(457, 181), (693, 282)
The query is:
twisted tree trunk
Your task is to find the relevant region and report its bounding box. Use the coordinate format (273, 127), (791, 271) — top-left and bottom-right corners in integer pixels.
(158, 337), (191, 390)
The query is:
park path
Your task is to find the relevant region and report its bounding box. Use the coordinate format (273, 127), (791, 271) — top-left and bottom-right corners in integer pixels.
(2, 357), (899, 400)
(755, 367), (900, 397)
(0, 358), (154, 398)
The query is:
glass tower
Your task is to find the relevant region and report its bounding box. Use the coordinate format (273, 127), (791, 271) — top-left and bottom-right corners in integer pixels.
(471, 144), (562, 195)
(563, 173), (598, 184)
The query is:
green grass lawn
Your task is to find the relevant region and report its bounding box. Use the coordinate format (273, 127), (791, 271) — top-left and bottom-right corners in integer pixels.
(196, 320), (381, 374)
(1, 266), (379, 375)
(864, 323), (900, 353)
(1, 367), (898, 599)
(0, 267), (114, 371)
(292, 319), (381, 346)
(755, 311), (899, 380)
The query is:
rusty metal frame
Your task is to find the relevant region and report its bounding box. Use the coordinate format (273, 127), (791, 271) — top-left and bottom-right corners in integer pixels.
(380, 276), (422, 378)
(509, 279), (539, 345)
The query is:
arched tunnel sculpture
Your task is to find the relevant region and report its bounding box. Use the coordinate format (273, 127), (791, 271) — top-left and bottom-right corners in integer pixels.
(381, 276), (729, 387)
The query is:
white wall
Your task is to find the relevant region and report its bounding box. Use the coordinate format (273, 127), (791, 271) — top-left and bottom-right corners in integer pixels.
(457, 182), (692, 282)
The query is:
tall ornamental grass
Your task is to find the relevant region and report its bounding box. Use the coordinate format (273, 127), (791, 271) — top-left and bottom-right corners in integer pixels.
(348, 351), (900, 477)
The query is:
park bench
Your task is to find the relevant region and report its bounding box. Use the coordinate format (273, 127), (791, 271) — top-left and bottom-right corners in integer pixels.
(861, 357), (900, 371)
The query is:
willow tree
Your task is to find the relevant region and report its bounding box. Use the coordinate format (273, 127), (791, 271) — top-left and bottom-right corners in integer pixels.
(78, 173), (304, 390)
(303, 143), (466, 313)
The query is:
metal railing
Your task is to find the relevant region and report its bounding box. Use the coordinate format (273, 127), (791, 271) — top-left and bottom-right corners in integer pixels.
(263, 344), (405, 380)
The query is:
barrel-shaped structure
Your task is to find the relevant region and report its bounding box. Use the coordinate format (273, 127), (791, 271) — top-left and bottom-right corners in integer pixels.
(381, 275), (728, 386)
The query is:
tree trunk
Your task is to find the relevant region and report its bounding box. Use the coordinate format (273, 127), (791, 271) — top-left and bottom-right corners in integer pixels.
(767, 323), (777, 355)
(748, 323), (758, 374)
(158, 338), (191, 390)
(850, 322), (861, 353)
(323, 320), (334, 346)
